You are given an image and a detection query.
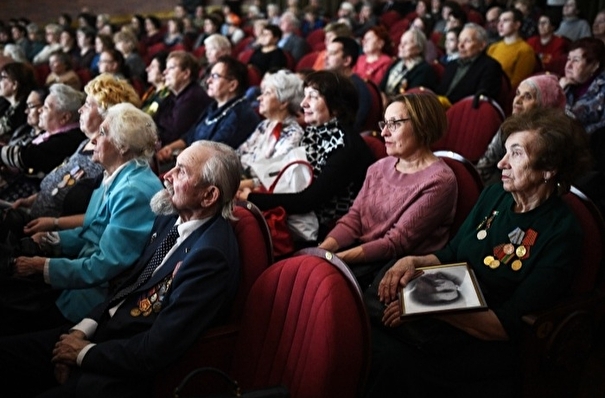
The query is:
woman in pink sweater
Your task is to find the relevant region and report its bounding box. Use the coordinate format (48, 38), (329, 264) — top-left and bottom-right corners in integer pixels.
(319, 93), (458, 285)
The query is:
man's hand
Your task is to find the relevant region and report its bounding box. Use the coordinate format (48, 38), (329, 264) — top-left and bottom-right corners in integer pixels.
(52, 331), (90, 366)
(13, 256), (45, 277)
(54, 363), (71, 385)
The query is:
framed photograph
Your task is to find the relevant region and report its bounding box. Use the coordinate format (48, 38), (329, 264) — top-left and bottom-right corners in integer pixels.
(398, 262), (487, 318)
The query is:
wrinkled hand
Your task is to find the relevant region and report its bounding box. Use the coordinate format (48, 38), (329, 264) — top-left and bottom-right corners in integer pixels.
(378, 257), (417, 304)
(52, 332), (89, 366)
(54, 363), (71, 385)
(13, 256), (45, 277)
(24, 217), (54, 234)
(382, 301), (403, 327)
(156, 146), (173, 163)
(236, 187), (251, 201)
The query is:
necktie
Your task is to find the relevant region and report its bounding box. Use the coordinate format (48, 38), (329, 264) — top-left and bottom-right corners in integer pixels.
(109, 225), (180, 306)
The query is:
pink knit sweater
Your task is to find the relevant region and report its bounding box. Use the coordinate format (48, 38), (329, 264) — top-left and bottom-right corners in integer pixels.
(327, 157), (457, 262)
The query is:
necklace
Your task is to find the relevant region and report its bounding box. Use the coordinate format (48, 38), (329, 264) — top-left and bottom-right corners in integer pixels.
(204, 97), (246, 125)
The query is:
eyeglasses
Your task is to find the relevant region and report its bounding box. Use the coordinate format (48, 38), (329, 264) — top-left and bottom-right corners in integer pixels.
(0, 74), (10, 80)
(26, 103), (42, 110)
(208, 72), (230, 81)
(378, 118), (410, 132)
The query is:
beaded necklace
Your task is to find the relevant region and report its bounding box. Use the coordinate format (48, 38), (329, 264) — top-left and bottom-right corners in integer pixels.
(203, 97), (246, 125)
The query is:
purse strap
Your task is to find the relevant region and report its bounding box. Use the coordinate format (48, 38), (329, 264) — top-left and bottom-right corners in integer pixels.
(173, 366), (241, 398)
(267, 160), (314, 194)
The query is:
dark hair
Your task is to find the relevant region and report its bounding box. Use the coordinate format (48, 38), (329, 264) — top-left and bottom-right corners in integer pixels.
(49, 49), (74, 70)
(12, 24), (26, 36)
(216, 55), (248, 97)
(389, 93), (447, 147)
(446, 26), (462, 37)
(96, 33), (115, 50)
(366, 25), (392, 55)
(444, 1), (467, 25)
(332, 36), (361, 67)
(146, 16), (162, 31)
(151, 51), (169, 72)
(505, 8), (524, 24)
(77, 12), (96, 29)
(541, 9), (562, 30)
(59, 13), (72, 27)
(264, 24), (282, 41)
(103, 48), (127, 76)
(568, 37), (605, 73)
(169, 17), (184, 33)
(61, 27), (76, 43)
(304, 70), (358, 127)
(78, 26), (96, 43)
(501, 108), (592, 194)
(2, 62), (37, 102)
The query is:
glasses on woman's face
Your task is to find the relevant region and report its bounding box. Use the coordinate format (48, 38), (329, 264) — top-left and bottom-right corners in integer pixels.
(0, 74), (10, 81)
(378, 118), (411, 132)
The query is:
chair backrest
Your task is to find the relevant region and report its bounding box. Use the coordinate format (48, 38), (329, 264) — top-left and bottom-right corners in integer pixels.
(246, 64), (263, 87)
(431, 60), (445, 85)
(232, 36), (254, 58)
(237, 48), (255, 65)
(380, 10), (402, 28)
(562, 187), (605, 295)
(361, 79), (384, 133)
(231, 252), (371, 398)
(305, 29), (325, 50)
(230, 201), (274, 321)
(435, 151), (484, 239)
(362, 133), (388, 161)
(75, 68), (92, 86)
(296, 51), (320, 71)
(432, 95), (504, 163)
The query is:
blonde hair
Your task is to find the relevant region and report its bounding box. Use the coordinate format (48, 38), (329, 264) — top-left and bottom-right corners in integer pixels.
(84, 73), (141, 115)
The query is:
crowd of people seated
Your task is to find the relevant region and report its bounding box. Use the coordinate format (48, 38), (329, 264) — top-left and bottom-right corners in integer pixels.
(0, 0), (604, 396)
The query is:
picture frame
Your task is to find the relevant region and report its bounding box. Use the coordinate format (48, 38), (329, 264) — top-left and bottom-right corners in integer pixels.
(398, 262), (487, 318)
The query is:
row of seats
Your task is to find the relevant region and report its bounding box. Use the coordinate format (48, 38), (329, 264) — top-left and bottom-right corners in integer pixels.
(153, 147), (605, 397)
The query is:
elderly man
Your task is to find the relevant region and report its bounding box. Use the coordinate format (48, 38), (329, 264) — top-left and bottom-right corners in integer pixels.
(278, 11), (310, 63)
(157, 56), (260, 162)
(0, 83), (85, 178)
(0, 140), (241, 398)
(436, 23), (504, 105)
(487, 8), (536, 89)
(154, 51), (211, 146)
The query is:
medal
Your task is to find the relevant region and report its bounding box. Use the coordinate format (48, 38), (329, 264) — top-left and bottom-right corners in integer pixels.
(515, 245), (527, 258)
(130, 308), (141, 317)
(476, 210), (499, 240)
(51, 188), (59, 196)
(477, 230), (487, 240)
(503, 244), (514, 255)
(511, 260), (523, 271)
(489, 259), (500, 269)
(483, 255), (495, 266)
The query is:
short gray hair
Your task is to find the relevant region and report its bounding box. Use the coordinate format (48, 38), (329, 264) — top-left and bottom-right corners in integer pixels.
(262, 69), (304, 115)
(192, 140), (242, 220)
(463, 23), (488, 45)
(204, 33), (232, 52)
(103, 103), (158, 161)
(49, 83), (86, 122)
(281, 11), (300, 28)
(403, 29), (427, 57)
(3, 44), (28, 63)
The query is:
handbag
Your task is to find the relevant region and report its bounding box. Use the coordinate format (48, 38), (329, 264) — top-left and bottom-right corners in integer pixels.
(262, 160), (316, 257)
(173, 366), (289, 398)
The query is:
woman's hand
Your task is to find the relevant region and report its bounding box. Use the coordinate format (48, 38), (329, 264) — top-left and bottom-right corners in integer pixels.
(378, 256), (417, 303)
(13, 256), (46, 277)
(24, 217), (54, 234)
(239, 179), (255, 191)
(382, 301), (403, 327)
(318, 236), (339, 252)
(237, 187), (252, 201)
(156, 146), (174, 163)
(12, 194), (37, 209)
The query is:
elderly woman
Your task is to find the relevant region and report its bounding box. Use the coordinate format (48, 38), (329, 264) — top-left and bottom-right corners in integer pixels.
(0, 103), (163, 336)
(559, 37), (605, 135)
(239, 70), (374, 240)
(319, 93), (457, 285)
(32, 23), (62, 65)
(0, 62), (37, 142)
(157, 56), (260, 162)
(1, 74), (141, 242)
(477, 73), (567, 184)
(200, 33), (233, 85)
(379, 29), (438, 105)
(353, 25), (394, 86)
(45, 50), (81, 91)
(3, 88), (47, 147)
(365, 108), (592, 397)
(237, 69), (304, 187)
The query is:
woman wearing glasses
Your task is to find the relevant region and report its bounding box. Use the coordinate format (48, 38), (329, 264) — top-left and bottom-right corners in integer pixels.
(318, 93), (457, 286)
(0, 63), (37, 143)
(4, 88), (48, 147)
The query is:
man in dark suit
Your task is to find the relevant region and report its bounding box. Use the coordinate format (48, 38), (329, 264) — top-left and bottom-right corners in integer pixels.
(436, 23), (505, 105)
(0, 140), (242, 398)
(278, 11), (310, 63)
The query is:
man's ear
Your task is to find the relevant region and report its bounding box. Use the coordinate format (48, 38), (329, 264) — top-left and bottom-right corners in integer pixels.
(343, 55), (353, 69)
(201, 185), (220, 208)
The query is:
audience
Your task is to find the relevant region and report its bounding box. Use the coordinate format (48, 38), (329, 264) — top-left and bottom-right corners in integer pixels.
(32, 23), (62, 65)
(249, 24), (288, 75)
(200, 33), (232, 84)
(141, 51), (169, 116)
(157, 56), (260, 161)
(113, 30), (147, 83)
(76, 27), (97, 71)
(527, 12), (568, 73)
(440, 26), (461, 64)
(555, 0), (591, 42)
(593, 9), (605, 45)
(2, 87), (46, 147)
(45, 50), (81, 91)
(0, 62), (36, 142)
(353, 25), (393, 85)
(487, 8), (536, 89)
(312, 21), (353, 70)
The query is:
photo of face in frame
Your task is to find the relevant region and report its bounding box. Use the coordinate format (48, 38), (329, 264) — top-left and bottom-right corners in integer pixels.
(399, 263), (487, 317)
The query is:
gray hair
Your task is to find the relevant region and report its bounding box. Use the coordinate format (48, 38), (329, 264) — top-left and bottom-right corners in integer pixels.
(103, 103), (158, 161)
(45, 23), (62, 35)
(262, 69), (304, 116)
(280, 11), (300, 28)
(463, 23), (488, 45)
(192, 140), (242, 220)
(204, 33), (232, 52)
(403, 29), (427, 58)
(3, 44), (28, 63)
(49, 83), (86, 122)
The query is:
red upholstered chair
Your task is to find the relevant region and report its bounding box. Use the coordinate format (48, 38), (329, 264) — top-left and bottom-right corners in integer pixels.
(431, 60), (445, 85)
(434, 151), (484, 238)
(232, 36), (254, 58)
(295, 51), (320, 71)
(379, 10), (401, 28)
(521, 187), (605, 396)
(432, 94), (505, 163)
(305, 29), (325, 51)
(230, 249), (371, 398)
(75, 68), (92, 86)
(246, 64), (262, 87)
(237, 48), (254, 64)
(145, 42), (168, 64)
(283, 50), (296, 71)
(34, 63), (50, 87)
(360, 79), (384, 134)
(153, 201), (274, 397)
(388, 19), (410, 46)
(362, 132), (388, 161)
(192, 45), (206, 60)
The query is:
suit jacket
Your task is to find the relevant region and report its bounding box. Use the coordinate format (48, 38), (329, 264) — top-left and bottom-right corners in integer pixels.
(51, 161), (163, 322)
(280, 34), (310, 63)
(75, 214), (240, 397)
(436, 53), (504, 104)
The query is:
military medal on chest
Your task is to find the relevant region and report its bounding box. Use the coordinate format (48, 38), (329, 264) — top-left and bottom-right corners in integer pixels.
(476, 210), (499, 240)
(483, 227), (538, 271)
